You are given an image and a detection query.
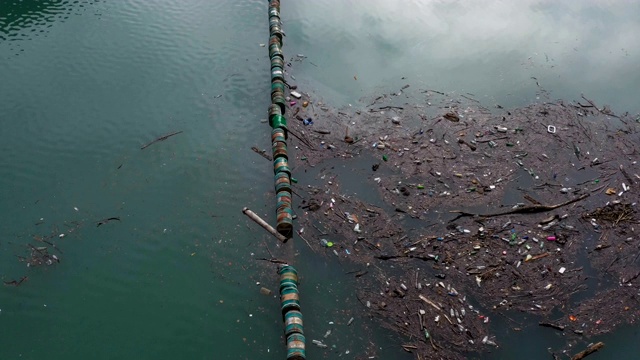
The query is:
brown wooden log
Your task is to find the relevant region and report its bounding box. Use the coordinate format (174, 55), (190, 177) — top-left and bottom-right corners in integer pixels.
(242, 207), (288, 243)
(571, 342), (604, 360)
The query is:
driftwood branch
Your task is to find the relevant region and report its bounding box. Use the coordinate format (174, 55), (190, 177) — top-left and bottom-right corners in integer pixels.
(287, 128), (316, 150)
(620, 164), (636, 185)
(449, 193), (589, 221)
(257, 257), (289, 265)
(242, 207), (288, 243)
(4, 276), (28, 286)
(251, 146), (272, 161)
(571, 342), (604, 360)
(539, 322), (565, 331)
(141, 131), (183, 150)
(476, 136), (509, 143)
(96, 217), (121, 227)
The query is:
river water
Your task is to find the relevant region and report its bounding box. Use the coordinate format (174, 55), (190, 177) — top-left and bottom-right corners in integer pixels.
(0, 1), (638, 359)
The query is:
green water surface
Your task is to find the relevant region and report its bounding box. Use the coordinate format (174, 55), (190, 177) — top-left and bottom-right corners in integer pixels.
(1, 1), (639, 359)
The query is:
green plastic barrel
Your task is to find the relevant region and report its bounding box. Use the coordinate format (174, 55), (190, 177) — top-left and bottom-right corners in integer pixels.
(278, 266), (298, 291)
(271, 56), (284, 69)
(271, 82), (285, 96)
(269, 17), (281, 27)
(271, 128), (287, 142)
(279, 269), (298, 290)
(276, 204), (292, 217)
(279, 278), (297, 293)
(270, 26), (283, 38)
(272, 141), (287, 159)
(284, 310), (304, 336)
(269, 25), (281, 35)
(280, 286), (300, 314)
(268, 42), (281, 52)
(274, 181), (292, 194)
(270, 52), (284, 62)
(275, 181), (291, 195)
(271, 68), (284, 82)
(268, 103), (281, 121)
(274, 171), (290, 186)
(269, 48), (283, 60)
(278, 265), (297, 277)
(270, 87), (284, 97)
(269, 22), (282, 32)
(276, 194), (292, 213)
(286, 333), (306, 360)
(269, 45), (282, 58)
(269, 114), (287, 129)
(276, 196), (291, 206)
(273, 157), (290, 175)
(269, 35), (282, 48)
(276, 210), (293, 238)
(271, 93), (286, 114)
(270, 30), (283, 45)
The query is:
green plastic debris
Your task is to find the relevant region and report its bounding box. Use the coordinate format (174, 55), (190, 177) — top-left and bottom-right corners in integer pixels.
(424, 329), (430, 340)
(506, 143), (515, 147)
(301, 156), (308, 161)
(417, 184), (425, 190)
(382, 154), (388, 162)
(291, 177), (298, 184)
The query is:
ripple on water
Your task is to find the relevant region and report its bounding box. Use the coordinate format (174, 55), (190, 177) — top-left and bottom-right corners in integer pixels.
(1, 1), (297, 358)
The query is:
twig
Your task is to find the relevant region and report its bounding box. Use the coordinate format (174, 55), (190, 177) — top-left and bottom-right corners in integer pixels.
(251, 147), (272, 161)
(242, 207), (288, 243)
(622, 271), (640, 284)
(539, 322), (565, 331)
(581, 94), (620, 119)
(296, 232), (313, 249)
(96, 217), (121, 227)
(418, 294), (442, 312)
(476, 136), (509, 143)
(262, 240), (275, 259)
(288, 128), (316, 150)
(41, 239), (63, 254)
(3, 276), (28, 286)
(457, 138), (476, 151)
(525, 252), (550, 262)
(460, 94), (480, 103)
(423, 89), (445, 95)
(449, 193), (589, 220)
(141, 130), (183, 150)
(620, 165), (636, 185)
(257, 257), (289, 265)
